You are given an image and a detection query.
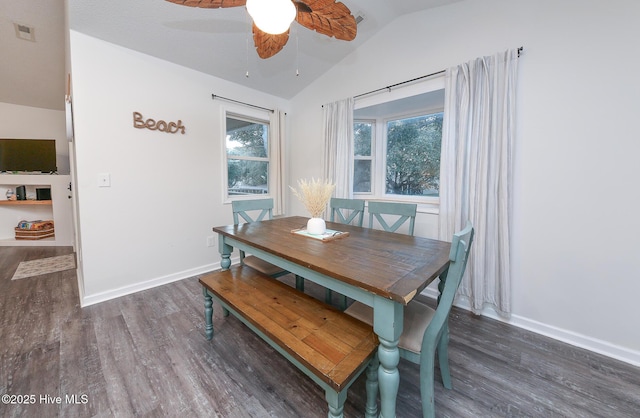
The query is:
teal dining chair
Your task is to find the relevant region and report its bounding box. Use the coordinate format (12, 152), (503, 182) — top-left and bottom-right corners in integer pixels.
(329, 197), (365, 227)
(345, 221), (474, 418)
(231, 199), (304, 290)
(368, 201), (417, 235)
(326, 198), (365, 308)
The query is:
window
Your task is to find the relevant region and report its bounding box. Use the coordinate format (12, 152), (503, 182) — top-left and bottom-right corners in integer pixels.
(225, 114), (270, 197)
(385, 112), (442, 197)
(353, 88), (444, 203)
(354, 121), (373, 193)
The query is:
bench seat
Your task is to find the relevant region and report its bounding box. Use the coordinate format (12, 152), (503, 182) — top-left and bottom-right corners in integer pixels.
(199, 264), (379, 418)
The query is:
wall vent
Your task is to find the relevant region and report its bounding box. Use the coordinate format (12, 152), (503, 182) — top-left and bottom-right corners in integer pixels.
(14, 23), (36, 42)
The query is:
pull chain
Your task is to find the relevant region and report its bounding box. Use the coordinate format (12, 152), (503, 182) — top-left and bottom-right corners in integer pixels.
(245, 12), (250, 77)
(295, 25), (300, 77)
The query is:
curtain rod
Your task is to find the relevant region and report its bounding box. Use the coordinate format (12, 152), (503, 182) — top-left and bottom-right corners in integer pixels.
(212, 94), (274, 113)
(353, 70), (446, 99)
(353, 46), (524, 100)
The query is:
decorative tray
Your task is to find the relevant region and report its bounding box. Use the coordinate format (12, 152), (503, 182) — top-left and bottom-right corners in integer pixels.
(291, 228), (349, 242)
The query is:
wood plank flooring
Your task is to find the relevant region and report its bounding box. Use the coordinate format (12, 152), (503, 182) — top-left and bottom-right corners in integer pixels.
(1, 246), (639, 417)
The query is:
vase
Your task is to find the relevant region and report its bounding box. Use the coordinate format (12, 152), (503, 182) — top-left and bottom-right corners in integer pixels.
(307, 217), (326, 235)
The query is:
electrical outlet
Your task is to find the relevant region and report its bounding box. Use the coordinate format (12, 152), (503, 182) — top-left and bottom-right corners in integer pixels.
(206, 236), (215, 248)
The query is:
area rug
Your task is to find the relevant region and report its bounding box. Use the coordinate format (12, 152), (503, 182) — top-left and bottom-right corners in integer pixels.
(11, 254), (76, 280)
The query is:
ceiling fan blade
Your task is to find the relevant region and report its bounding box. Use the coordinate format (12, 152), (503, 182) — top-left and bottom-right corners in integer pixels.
(294, 0), (357, 41)
(164, 0), (245, 8)
(253, 24), (290, 59)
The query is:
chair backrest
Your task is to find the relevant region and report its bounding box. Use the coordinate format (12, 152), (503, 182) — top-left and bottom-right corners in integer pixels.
(367, 201), (417, 235)
(232, 198), (274, 225)
(421, 221), (474, 357)
(329, 198), (365, 227)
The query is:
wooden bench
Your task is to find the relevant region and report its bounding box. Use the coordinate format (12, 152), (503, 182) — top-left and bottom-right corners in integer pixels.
(199, 264), (380, 418)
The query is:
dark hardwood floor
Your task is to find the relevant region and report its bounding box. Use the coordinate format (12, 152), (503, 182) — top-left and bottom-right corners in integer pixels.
(1, 246), (639, 417)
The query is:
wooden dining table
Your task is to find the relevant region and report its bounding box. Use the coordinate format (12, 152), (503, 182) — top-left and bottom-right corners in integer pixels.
(213, 215), (451, 418)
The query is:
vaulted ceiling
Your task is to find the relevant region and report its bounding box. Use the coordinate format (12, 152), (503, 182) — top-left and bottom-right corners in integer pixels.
(1, 0), (462, 111)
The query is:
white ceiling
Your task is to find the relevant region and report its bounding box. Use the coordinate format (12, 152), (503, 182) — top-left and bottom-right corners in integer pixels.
(1, 0), (462, 111)
(0, 0), (66, 111)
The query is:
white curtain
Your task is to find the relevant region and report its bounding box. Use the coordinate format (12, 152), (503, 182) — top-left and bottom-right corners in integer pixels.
(271, 109), (286, 215)
(322, 98), (354, 199)
(439, 48), (519, 315)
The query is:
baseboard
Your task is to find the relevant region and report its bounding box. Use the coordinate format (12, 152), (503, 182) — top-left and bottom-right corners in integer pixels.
(80, 262), (220, 307)
(421, 288), (640, 368)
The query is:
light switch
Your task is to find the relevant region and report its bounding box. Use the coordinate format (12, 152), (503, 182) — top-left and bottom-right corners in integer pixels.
(98, 173), (111, 187)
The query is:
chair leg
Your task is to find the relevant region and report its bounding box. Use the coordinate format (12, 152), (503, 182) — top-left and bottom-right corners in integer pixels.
(420, 349), (437, 418)
(437, 325), (452, 389)
(325, 290), (348, 310)
(325, 288), (333, 304)
(339, 295), (348, 311)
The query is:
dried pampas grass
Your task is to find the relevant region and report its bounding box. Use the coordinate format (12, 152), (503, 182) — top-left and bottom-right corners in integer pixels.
(289, 178), (335, 218)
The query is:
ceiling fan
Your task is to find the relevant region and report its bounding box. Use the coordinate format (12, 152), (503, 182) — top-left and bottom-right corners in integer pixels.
(165, 0), (357, 59)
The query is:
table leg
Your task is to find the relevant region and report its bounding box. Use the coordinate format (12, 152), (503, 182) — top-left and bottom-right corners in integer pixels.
(378, 338), (400, 418)
(217, 235), (232, 316)
(373, 299), (403, 418)
(203, 287), (214, 340)
(218, 235), (232, 270)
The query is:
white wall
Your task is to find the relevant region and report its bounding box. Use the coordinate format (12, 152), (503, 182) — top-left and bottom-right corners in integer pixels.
(0, 102), (69, 174)
(69, 31), (289, 305)
(289, 0), (640, 365)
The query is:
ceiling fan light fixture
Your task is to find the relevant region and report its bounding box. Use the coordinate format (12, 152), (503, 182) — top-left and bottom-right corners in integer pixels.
(246, 0), (296, 35)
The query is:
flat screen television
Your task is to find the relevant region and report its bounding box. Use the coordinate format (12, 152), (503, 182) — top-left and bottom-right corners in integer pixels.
(0, 139), (57, 173)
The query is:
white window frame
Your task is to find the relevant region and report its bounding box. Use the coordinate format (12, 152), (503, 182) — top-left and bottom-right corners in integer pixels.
(354, 109), (444, 204)
(353, 119), (376, 196)
(222, 105), (274, 203)
(353, 76), (445, 210)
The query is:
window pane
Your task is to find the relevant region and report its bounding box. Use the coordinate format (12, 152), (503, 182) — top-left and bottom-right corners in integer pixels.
(386, 113), (442, 197)
(228, 160), (269, 196)
(226, 116), (268, 158)
(353, 160), (371, 193)
(354, 122), (372, 156)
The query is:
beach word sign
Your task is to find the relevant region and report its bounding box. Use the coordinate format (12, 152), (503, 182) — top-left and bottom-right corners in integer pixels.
(133, 112), (185, 134)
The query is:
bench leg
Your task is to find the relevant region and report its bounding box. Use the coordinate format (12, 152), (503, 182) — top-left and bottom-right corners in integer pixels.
(295, 275), (305, 292)
(325, 390), (347, 418)
(203, 287), (214, 340)
(365, 355), (379, 418)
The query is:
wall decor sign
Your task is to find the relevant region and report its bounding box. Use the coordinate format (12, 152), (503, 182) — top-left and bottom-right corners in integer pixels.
(133, 112), (185, 134)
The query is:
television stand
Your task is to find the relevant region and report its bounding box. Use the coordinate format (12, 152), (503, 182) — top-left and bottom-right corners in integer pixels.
(0, 174), (73, 246)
